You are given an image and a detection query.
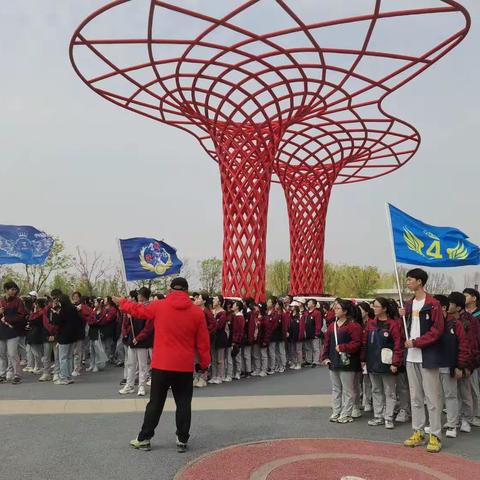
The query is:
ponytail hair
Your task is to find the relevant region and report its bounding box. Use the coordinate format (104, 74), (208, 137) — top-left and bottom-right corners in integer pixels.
(358, 301), (374, 320)
(336, 299), (358, 323)
(374, 297), (399, 319)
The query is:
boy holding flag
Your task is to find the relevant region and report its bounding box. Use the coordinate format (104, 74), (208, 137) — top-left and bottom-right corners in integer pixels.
(401, 269), (444, 453)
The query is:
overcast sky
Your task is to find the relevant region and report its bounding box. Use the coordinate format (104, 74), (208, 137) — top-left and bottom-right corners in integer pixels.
(1, 1), (479, 287)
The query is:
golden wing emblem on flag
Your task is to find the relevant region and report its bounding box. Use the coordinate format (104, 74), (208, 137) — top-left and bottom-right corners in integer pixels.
(403, 227), (424, 256)
(446, 242), (469, 260)
(139, 247), (172, 275)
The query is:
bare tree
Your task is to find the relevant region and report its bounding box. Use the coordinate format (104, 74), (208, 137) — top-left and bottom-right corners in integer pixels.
(395, 266), (454, 295)
(464, 271), (480, 289)
(73, 247), (111, 296)
(22, 239), (73, 293)
(427, 271), (455, 295)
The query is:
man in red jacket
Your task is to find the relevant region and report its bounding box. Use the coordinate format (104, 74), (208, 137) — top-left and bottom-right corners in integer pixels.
(115, 277), (210, 453)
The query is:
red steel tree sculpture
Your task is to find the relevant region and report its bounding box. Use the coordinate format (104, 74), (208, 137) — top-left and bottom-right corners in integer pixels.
(70, 1), (470, 300)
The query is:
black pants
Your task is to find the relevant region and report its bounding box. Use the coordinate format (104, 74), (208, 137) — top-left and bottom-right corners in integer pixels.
(138, 369), (193, 444)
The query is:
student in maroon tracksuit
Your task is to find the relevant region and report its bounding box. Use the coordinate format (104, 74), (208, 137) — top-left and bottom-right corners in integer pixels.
(39, 299), (58, 382)
(253, 303), (269, 376)
(231, 300), (246, 380)
(458, 295), (480, 430)
(209, 295), (227, 384)
(304, 299), (323, 367)
(223, 299), (234, 382)
(119, 287), (154, 397)
(99, 297), (119, 361)
(71, 292), (92, 376)
(322, 299), (362, 423)
(0, 281), (27, 384)
(357, 301), (375, 413)
(462, 288), (480, 427)
(402, 268), (444, 453)
(193, 292), (214, 388)
(241, 298), (256, 377)
(271, 299), (288, 373)
(361, 297), (403, 429)
(441, 292), (476, 436)
(264, 297), (280, 374)
(288, 304), (305, 370)
(26, 299), (47, 375)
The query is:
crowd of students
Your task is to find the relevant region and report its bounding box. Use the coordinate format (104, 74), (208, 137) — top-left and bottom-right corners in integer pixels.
(1, 268), (480, 453)
(320, 268), (480, 454)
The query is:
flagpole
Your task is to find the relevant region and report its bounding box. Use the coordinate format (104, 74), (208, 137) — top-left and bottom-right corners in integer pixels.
(116, 238), (137, 343)
(116, 238), (129, 296)
(385, 203), (409, 340)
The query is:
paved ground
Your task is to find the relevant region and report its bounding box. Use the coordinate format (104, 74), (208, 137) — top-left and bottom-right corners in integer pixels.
(1, 366), (479, 480)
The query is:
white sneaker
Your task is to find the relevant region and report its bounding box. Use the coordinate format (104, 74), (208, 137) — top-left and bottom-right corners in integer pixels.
(92, 367), (99, 373)
(54, 379), (70, 385)
(329, 413), (340, 422)
(208, 378), (217, 384)
(425, 426), (431, 434)
(137, 386), (146, 396)
(38, 373), (52, 382)
(146, 378), (151, 387)
(213, 378), (222, 384)
(258, 371), (267, 377)
(6, 371), (14, 381)
(85, 366), (94, 372)
(196, 378), (207, 388)
(294, 364), (301, 370)
(119, 386), (135, 395)
(23, 367), (33, 373)
(233, 374), (241, 381)
(250, 371), (260, 377)
(364, 404), (373, 413)
(470, 417), (480, 427)
(277, 367), (285, 373)
(446, 428), (457, 438)
(71, 371), (80, 377)
(223, 376), (232, 382)
(460, 419), (471, 433)
(351, 407), (362, 419)
(395, 409), (409, 423)
(193, 377), (199, 387)
(52, 374), (59, 382)
(32, 368), (43, 375)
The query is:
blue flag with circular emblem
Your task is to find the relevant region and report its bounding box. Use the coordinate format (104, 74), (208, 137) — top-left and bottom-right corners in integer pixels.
(0, 225), (54, 265)
(388, 204), (480, 267)
(119, 237), (183, 281)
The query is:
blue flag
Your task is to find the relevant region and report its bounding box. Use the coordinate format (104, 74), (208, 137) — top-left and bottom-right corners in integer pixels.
(119, 237), (183, 281)
(388, 204), (480, 267)
(0, 225), (54, 265)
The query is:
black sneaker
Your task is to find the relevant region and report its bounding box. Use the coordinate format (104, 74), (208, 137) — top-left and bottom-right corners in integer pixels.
(311, 364), (317, 369)
(0, 376), (6, 383)
(135, 379), (139, 386)
(12, 376), (22, 385)
(119, 378), (127, 385)
(176, 442), (188, 453)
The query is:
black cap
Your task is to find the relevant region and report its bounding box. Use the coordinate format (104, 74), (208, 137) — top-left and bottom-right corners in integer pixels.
(170, 277), (189, 291)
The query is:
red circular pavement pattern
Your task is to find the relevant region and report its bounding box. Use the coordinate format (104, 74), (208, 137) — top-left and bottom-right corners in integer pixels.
(174, 438), (479, 480)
